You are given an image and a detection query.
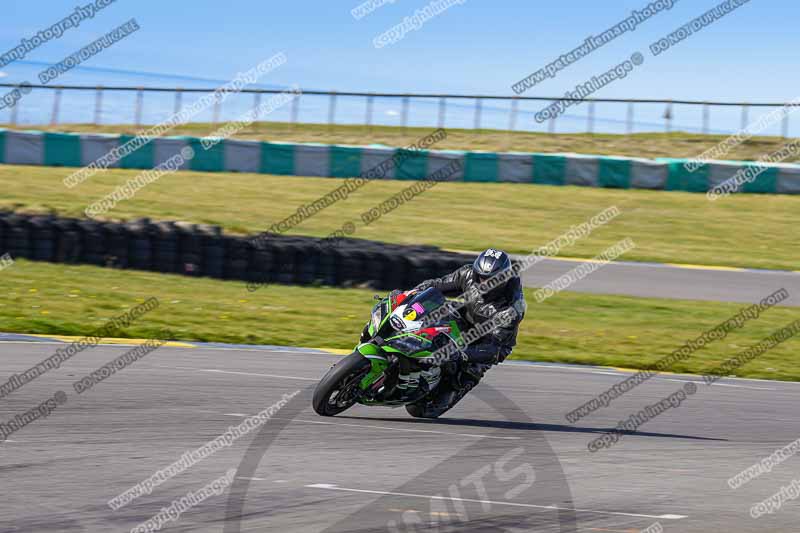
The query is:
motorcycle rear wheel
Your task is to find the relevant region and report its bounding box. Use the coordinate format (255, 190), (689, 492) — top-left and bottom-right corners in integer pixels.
(406, 379), (477, 419)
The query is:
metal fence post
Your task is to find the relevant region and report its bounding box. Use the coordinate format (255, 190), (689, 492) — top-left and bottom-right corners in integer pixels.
(213, 97), (221, 125)
(328, 91), (337, 131)
(252, 92), (261, 124)
(508, 97), (518, 131)
(290, 91), (300, 130)
(740, 105), (749, 131)
(702, 103), (710, 135)
(174, 88), (183, 118)
(587, 101), (595, 133)
(626, 102), (634, 134)
(505, 97), (519, 151)
(474, 97), (482, 131)
(664, 101), (673, 132)
(94, 86), (103, 125)
(134, 88), (144, 127)
(10, 95), (18, 125)
(548, 115), (556, 134)
(782, 111), (790, 139)
(437, 97), (446, 129)
(366, 93), (374, 133)
(401, 95), (409, 133)
(50, 87), (62, 126)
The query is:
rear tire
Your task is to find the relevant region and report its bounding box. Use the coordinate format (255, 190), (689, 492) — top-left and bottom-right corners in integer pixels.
(406, 380), (477, 419)
(405, 401), (449, 419)
(313, 352), (371, 417)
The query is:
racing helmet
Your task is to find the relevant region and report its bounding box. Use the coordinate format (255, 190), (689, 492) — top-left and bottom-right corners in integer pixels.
(472, 248), (511, 280)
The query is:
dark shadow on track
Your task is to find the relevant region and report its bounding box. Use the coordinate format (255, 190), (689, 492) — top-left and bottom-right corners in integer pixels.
(336, 415), (729, 442)
(225, 384), (580, 532)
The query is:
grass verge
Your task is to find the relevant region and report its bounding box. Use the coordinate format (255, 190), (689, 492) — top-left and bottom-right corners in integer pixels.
(1, 164), (798, 271)
(1, 259), (798, 381)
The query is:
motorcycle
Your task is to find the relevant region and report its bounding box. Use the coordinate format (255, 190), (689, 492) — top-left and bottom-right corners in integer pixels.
(312, 287), (481, 419)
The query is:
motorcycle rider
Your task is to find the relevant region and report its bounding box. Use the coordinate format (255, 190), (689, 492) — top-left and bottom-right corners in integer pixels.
(409, 248), (526, 411)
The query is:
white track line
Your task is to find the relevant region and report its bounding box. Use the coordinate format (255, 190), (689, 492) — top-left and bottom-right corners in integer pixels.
(661, 378), (775, 391)
(502, 361), (799, 386)
(197, 368), (318, 381)
(305, 484), (687, 520)
(271, 417), (521, 440)
(124, 362), (778, 391)
(5, 338), (797, 386)
(159, 362), (788, 389)
(145, 365), (319, 381)
(710, 383), (774, 390)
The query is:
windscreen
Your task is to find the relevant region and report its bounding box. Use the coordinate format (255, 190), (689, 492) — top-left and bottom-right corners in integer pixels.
(402, 287), (446, 320)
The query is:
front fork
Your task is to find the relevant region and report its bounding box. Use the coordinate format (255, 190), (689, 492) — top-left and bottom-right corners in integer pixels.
(355, 343), (437, 403)
(355, 342), (390, 394)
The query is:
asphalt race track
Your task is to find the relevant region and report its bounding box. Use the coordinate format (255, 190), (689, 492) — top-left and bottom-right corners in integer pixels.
(2, 341), (799, 532)
(517, 258), (800, 307)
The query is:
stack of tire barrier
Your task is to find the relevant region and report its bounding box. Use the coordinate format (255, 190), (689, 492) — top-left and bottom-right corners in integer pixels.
(0, 211), (474, 290)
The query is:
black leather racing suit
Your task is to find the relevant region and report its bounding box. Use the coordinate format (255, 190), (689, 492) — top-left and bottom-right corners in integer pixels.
(414, 265), (526, 365)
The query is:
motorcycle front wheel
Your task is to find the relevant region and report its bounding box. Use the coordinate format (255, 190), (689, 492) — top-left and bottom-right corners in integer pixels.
(312, 352), (371, 416)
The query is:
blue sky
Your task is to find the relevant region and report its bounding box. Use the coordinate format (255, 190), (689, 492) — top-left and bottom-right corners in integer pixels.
(0, 0), (795, 132)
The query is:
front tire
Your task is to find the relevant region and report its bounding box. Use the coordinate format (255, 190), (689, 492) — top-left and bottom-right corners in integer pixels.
(313, 352), (371, 416)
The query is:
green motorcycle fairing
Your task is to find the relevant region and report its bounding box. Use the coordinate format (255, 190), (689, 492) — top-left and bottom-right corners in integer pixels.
(356, 342), (389, 390)
(355, 326), (463, 396)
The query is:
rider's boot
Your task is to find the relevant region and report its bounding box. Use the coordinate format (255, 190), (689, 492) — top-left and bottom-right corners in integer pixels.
(428, 361), (487, 411)
(396, 370), (421, 401)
